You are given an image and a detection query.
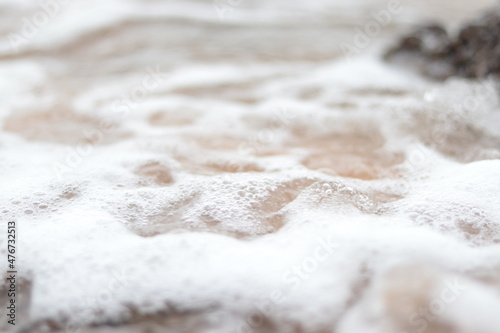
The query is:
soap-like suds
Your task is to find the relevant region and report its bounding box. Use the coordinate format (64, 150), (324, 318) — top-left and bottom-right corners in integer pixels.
(0, 0), (500, 332)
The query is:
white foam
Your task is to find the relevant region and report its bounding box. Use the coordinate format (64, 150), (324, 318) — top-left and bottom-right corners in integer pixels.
(1, 1), (499, 332)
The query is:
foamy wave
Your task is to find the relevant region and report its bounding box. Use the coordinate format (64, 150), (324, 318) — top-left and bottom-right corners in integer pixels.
(0, 0), (499, 332)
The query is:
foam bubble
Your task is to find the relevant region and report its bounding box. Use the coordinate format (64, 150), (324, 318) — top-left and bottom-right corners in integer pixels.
(1, 0), (499, 332)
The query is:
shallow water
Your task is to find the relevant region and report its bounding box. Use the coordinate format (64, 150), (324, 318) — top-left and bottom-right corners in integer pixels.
(1, 0), (500, 332)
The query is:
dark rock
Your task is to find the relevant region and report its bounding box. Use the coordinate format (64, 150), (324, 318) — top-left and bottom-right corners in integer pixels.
(385, 9), (500, 80)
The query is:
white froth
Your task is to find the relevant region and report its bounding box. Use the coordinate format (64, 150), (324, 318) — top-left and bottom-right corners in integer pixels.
(0, 0), (499, 332)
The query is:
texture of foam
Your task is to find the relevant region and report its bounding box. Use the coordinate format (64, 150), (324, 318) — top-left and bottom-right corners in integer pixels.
(0, 0), (499, 332)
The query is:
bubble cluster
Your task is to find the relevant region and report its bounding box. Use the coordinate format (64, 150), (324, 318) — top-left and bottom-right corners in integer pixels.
(0, 0), (499, 333)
